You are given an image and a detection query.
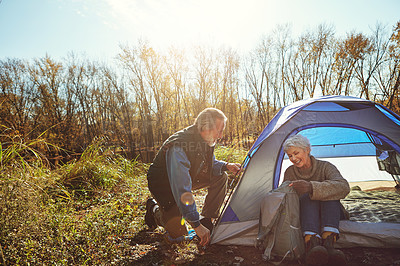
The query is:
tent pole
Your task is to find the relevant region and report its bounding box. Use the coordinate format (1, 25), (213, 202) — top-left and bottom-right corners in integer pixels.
(212, 166), (244, 231)
(391, 174), (400, 189)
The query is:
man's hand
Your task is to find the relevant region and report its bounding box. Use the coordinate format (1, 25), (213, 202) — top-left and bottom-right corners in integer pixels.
(226, 163), (241, 174)
(194, 224), (210, 246)
(289, 180), (313, 195)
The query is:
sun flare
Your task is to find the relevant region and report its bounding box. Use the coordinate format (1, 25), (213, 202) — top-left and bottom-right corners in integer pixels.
(104, 0), (272, 52)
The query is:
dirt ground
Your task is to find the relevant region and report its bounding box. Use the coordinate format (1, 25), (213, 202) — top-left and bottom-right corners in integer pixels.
(203, 244), (400, 266)
(129, 229), (400, 265)
(130, 184), (400, 265)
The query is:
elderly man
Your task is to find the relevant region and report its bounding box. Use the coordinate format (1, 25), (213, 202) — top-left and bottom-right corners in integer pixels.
(145, 108), (241, 246)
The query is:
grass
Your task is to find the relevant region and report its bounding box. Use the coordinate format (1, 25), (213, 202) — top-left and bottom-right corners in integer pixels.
(214, 144), (247, 166)
(0, 134), (151, 265)
(0, 133), (247, 265)
(2, 133), (400, 265)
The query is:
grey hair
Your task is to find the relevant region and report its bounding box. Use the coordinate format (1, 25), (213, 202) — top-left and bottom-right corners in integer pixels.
(194, 108), (227, 132)
(283, 134), (311, 153)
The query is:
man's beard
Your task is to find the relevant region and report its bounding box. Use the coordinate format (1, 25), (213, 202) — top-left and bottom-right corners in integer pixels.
(205, 136), (217, 147)
(208, 141), (216, 147)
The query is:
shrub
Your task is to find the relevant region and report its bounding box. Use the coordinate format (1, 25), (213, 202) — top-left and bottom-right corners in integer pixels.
(0, 133), (151, 265)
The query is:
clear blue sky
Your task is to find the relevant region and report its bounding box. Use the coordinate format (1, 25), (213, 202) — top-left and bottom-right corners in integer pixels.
(0, 0), (399, 61)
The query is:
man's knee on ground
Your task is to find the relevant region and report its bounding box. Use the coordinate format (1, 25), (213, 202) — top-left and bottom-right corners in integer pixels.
(164, 216), (188, 239)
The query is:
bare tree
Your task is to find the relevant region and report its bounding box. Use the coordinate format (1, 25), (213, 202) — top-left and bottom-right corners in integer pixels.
(28, 56), (67, 149)
(354, 24), (389, 100)
(0, 58), (37, 136)
(118, 42), (154, 149)
(374, 21), (400, 111)
(244, 47), (267, 130)
(165, 47), (192, 128)
(65, 55), (99, 148)
(307, 24), (335, 97)
(192, 45), (214, 114)
(216, 47), (240, 143)
(273, 24), (293, 107)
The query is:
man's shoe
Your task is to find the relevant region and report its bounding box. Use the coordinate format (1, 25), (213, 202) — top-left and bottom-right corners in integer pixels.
(200, 217), (214, 234)
(305, 234), (329, 266)
(323, 233), (346, 266)
(145, 198), (158, 230)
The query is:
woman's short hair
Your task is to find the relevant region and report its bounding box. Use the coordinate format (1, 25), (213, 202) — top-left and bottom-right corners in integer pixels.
(283, 134), (311, 153)
(194, 108), (227, 132)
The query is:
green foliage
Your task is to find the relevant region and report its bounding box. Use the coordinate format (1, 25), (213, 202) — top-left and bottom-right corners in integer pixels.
(57, 137), (146, 198)
(0, 134), (152, 265)
(214, 144), (247, 165)
(0, 130), (253, 264)
(0, 129), (49, 172)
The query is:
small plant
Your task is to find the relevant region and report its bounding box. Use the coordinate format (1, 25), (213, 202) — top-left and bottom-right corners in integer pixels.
(57, 137), (144, 198)
(0, 129), (50, 173)
(214, 144), (247, 165)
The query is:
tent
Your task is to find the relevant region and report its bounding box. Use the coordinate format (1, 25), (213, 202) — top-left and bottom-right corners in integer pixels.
(211, 95), (400, 248)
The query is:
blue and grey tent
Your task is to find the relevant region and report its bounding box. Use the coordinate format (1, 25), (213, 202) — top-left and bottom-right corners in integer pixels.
(211, 95), (400, 247)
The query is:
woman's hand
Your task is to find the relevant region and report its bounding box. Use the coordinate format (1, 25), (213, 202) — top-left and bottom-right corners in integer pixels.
(289, 180), (313, 195)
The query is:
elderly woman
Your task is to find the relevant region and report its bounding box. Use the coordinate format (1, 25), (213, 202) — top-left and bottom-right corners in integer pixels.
(282, 134), (350, 266)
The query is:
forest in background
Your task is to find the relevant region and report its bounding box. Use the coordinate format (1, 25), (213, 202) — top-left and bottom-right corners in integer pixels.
(1, 22), (399, 163)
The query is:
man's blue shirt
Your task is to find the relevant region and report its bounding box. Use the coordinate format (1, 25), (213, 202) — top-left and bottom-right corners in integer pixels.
(166, 145), (227, 228)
